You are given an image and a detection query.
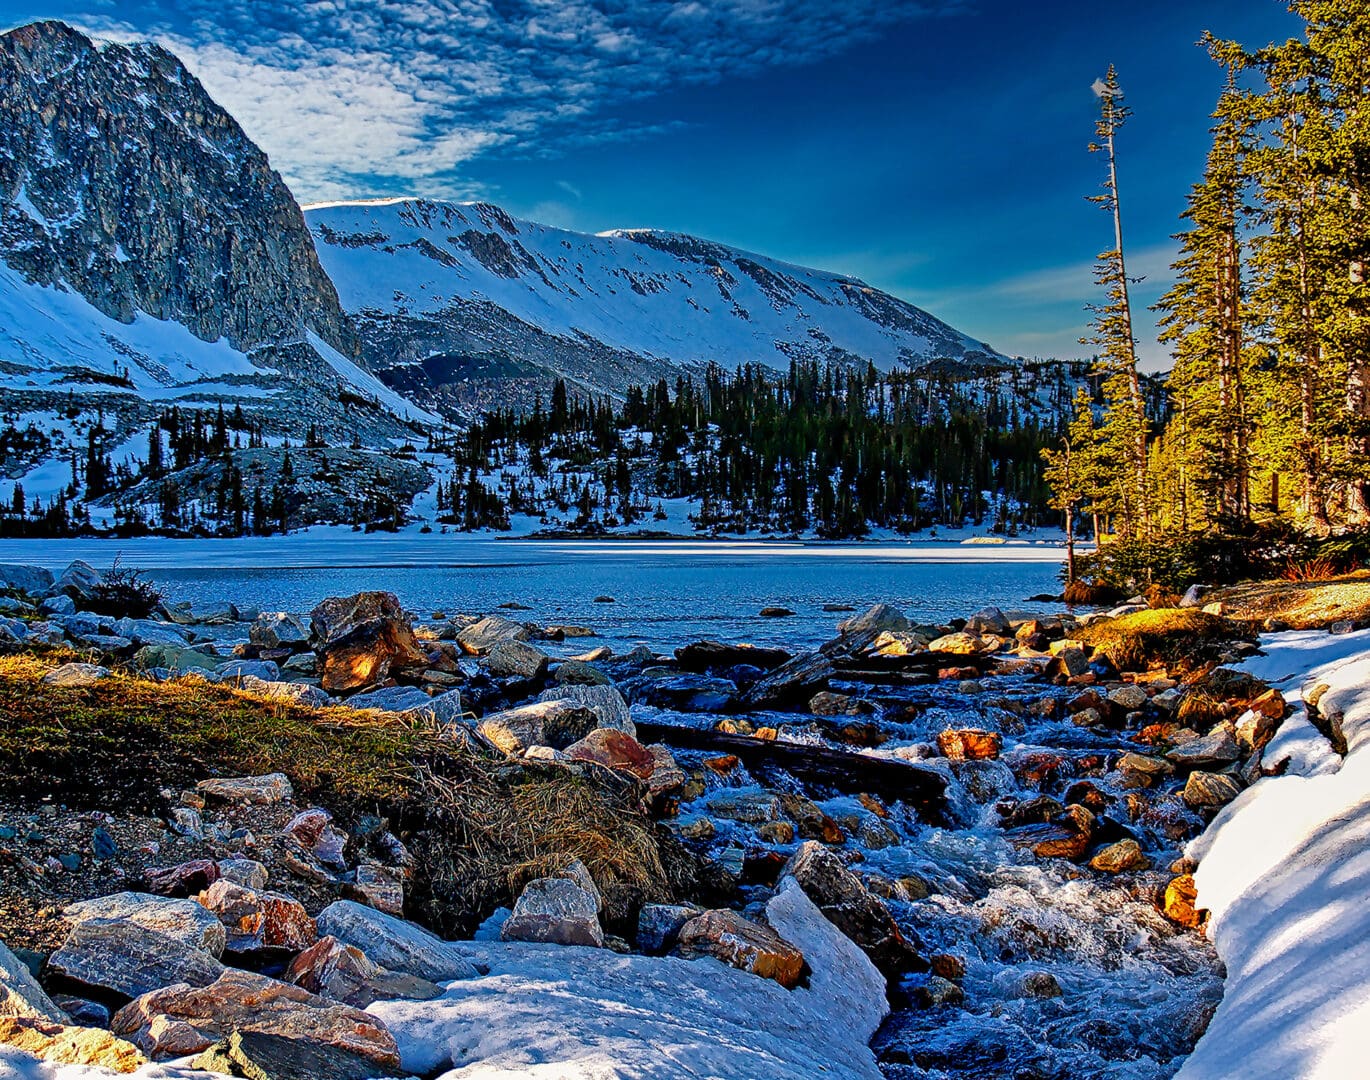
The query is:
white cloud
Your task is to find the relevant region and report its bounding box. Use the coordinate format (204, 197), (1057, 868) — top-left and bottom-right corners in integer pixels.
(64, 0), (963, 201)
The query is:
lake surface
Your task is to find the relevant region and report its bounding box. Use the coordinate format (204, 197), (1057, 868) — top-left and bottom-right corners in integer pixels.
(0, 533), (1066, 651)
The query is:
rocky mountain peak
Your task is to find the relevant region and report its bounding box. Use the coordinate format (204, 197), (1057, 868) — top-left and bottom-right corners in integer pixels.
(0, 19), (357, 358)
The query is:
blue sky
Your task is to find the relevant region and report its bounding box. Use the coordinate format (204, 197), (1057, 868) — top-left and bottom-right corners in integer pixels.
(3, 1), (1301, 366)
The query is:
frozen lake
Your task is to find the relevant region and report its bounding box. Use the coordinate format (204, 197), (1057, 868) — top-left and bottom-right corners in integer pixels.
(0, 533), (1067, 652)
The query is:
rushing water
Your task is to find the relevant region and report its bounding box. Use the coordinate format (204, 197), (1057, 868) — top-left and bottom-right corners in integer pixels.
(0, 533), (1065, 653)
(2, 532), (1220, 1074)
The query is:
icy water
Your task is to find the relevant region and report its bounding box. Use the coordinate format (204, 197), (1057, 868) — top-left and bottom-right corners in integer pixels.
(0, 533), (1065, 652)
(1, 532), (1222, 1075)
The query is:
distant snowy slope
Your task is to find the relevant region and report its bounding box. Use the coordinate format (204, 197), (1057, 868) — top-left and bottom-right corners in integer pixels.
(307, 198), (1003, 417)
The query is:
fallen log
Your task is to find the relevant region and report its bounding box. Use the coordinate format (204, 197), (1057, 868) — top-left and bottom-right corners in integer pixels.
(633, 719), (948, 822)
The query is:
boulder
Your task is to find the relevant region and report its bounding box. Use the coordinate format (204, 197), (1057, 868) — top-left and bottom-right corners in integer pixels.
(39, 594), (75, 616)
(936, 728), (1002, 761)
(0, 1016), (146, 1073)
(0, 939), (65, 1021)
(315, 901), (478, 982)
(636, 903), (703, 954)
(633, 673), (738, 712)
(197, 773), (294, 805)
(645, 744), (687, 798)
(251, 612), (311, 649)
(191, 1029), (398, 1080)
(0, 563), (54, 595)
(674, 910), (805, 988)
(478, 699), (598, 753)
(1108, 684), (1150, 712)
(552, 659), (611, 686)
(966, 606), (1010, 635)
(1162, 874), (1204, 927)
(309, 592), (427, 693)
(345, 863), (405, 916)
(48, 919), (225, 1001)
(781, 842), (922, 976)
(54, 560), (103, 602)
(564, 728), (655, 779)
(1089, 839), (1151, 873)
(740, 651), (836, 710)
(217, 660), (281, 683)
(455, 614), (529, 655)
(1166, 726), (1240, 770)
(837, 603), (911, 635)
(346, 686), (432, 714)
(110, 969), (400, 1068)
(501, 878), (604, 948)
(676, 640), (791, 673)
(218, 859), (269, 890)
(197, 880), (317, 953)
(927, 631), (996, 656)
(537, 684), (634, 734)
(40, 662), (110, 687)
(1182, 771), (1243, 808)
(486, 640), (550, 680)
(64, 893), (227, 957)
(1115, 752), (1174, 788)
(284, 936), (441, 1009)
(143, 859), (220, 897)
(132, 643), (219, 673)
(111, 618), (188, 648)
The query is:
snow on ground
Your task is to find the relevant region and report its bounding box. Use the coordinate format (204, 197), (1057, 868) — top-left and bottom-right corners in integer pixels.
(0, 880), (885, 1080)
(1177, 628), (1370, 1080)
(369, 879), (886, 1080)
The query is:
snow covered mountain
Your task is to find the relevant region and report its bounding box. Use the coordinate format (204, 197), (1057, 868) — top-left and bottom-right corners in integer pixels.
(0, 20), (434, 470)
(307, 199), (1002, 419)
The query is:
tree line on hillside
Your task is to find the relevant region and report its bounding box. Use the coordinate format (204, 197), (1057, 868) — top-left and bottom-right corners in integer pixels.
(432, 358), (1098, 538)
(1044, 0), (1370, 588)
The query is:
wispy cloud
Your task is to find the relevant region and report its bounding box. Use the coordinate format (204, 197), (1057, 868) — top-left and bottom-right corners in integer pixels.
(59, 1), (964, 201)
(910, 241), (1180, 369)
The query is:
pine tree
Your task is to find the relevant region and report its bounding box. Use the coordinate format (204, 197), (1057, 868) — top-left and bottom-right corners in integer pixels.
(1157, 51), (1255, 528)
(1082, 65), (1150, 540)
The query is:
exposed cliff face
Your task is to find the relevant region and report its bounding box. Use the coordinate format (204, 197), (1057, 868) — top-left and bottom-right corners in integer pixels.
(0, 20), (356, 358)
(307, 199), (1004, 421)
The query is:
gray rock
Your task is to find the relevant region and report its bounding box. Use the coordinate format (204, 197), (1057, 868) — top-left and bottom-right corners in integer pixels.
(237, 677), (331, 707)
(345, 686), (432, 713)
(53, 560), (103, 602)
(40, 662), (111, 687)
(478, 699), (598, 753)
(113, 618), (188, 648)
(37, 594), (75, 616)
(217, 659), (281, 682)
(315, 900), (478, 982)
(48, 918), (225, 1001)
(1182, 771), (1244, 808)
(966, 606), (1010, 635)
(132, 643), (219, 673)
(1179, 584), (1211, 608)
(1166, 726), (1240, 770)
(0, 563), (54, 595)
(0, 938), (66, 1021)
(501, 878), (604, 948)
(191, 1029), (394, 1080)
(456, 615), (529, 655)
(837, 603), (911, 635)
(0, 618), (27, 644)
(635, 903), (702, 955)
(486, 640), (549, 680)
(65, 888), (227, 959)
(218, 859), (269, 890)
(536, 684), (634, 734)
(251, 612), (311, 649)
(552, 659), (611, 686)
(197, 773), (294, 804)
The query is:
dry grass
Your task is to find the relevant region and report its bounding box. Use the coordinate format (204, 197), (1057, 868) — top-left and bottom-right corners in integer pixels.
(0, 653), (688, 936)
(1204, 572), (1370, 630)
(1076, 608), (1253, 673)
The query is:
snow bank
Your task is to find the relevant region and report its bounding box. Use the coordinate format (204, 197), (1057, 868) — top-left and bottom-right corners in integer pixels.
(370, 880), (887, 1079)
(1177, 628), (1370, 1080)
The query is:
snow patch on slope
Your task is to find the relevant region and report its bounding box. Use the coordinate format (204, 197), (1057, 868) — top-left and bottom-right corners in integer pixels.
(1177, 628), (1370, 1080)
(308, 198), (997, 373)
(304, 330), (440, 426)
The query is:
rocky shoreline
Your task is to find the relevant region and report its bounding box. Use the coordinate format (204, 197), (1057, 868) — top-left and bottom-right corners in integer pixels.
(0, 560), (1358, 1078)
